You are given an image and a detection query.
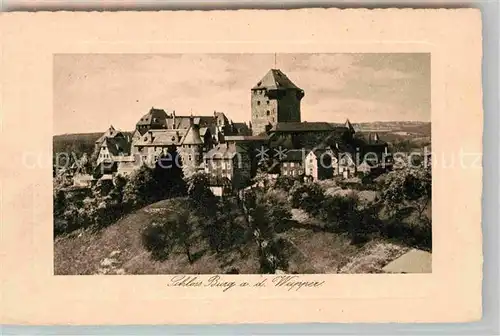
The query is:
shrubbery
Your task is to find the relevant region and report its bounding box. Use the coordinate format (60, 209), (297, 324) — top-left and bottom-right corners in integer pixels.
(54, 159), (187, 237)
(290, 182), (326, 217)
(141, 209), (199, 262)
(242, 186), (293, 273)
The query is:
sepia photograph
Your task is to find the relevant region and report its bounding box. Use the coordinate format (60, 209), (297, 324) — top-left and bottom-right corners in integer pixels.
(53, 53), (432, 275)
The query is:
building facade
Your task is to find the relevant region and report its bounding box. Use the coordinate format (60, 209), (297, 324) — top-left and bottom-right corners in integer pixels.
(204, 142), (252, 192)
(251, 69), (304, 135)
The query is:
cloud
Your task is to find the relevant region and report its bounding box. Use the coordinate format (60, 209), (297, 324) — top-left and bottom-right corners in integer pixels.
(53, 53), (430, 134)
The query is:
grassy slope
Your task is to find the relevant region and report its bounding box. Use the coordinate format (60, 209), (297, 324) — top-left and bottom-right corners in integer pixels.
(54, 198), (260, 275)
(55, 197), (409, 275)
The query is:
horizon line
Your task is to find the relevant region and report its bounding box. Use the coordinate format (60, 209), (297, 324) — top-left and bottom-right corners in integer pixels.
(53, 119), (431, 136)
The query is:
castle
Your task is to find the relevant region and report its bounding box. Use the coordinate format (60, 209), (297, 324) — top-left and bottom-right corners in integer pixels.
(92, 68), (390, 194)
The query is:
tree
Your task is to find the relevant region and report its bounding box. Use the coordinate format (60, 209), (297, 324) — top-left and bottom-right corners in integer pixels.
(122, 165), (158, 209)
(381, 167), (431, 220)
(242, 188), (292, 273)
(320, 194), (358, 230)
(186, 172), (216, 209)
(290, 182), (326, 216)
(142, 209), (199, 263)
(153, 147), (186, 199)
(275, 174), (301, 191)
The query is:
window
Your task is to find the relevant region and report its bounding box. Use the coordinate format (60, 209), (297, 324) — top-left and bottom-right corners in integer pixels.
(266, 110), (270, 116)
(188, 155), (192, 161)
(257, 101), (260, 105)
(267, 100), (270, 105)
(290, 162), (295, 167)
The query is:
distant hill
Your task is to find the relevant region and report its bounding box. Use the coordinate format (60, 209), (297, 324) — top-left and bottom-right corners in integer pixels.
(354, 121), (431, 136)
(53, 131), (133, 162)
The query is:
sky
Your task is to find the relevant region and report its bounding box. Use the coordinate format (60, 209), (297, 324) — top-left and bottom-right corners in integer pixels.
(53, 53), (430, 135)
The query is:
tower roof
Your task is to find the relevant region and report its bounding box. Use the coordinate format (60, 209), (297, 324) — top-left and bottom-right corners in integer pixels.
(136, 107), (168, 126)
(344, 118), (355, 133)
(181, 124), (203, 145)
(252, 69), (301, 90)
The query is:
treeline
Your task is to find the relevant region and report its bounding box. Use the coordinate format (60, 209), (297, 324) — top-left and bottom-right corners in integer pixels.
(140, 164), (432, 274)
(276, 166), (432, 250)
(140, 171), (296, 274)
(53, 153), (186, 236)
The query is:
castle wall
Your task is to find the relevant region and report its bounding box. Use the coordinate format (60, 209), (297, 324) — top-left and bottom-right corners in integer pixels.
(178, 145), (203, 177)
(276, 89), (302, 123)
(251, 88), (303, 135)
(251, 89), (278, 135)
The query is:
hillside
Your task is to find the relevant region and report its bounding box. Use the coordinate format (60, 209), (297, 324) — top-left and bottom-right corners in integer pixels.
(53, 131), (133, 156)
(54, 197), (410, 275)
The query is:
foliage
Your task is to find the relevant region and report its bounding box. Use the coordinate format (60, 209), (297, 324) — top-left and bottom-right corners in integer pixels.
(290, 182), (326, 217)
(259, 238), (290, 274)
(275, 174), (302, 191)
(141, 221), (178, 260)
(153, 148), (187, 199)
(141, 209), (199, 262)
(122, 165), (159, 209)
(242, 187), (293, 273)
(202, 197), (247, 253)
(186, 172), (216, 211)
(381, 167), (431, 219)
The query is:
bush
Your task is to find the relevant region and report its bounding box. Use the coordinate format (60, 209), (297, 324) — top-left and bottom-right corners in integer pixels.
(290, 182), (325, 216)
(141, 222), (176, 260)
(141, 209), (199, 262)
(259, 237), (290, 274)
(275, 175), (301, 191)
(122, 165), (159, 209)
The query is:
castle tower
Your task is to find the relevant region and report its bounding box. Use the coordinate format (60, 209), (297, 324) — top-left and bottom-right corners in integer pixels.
(179, 117), (204, 177)
(251, 69), (304, 135)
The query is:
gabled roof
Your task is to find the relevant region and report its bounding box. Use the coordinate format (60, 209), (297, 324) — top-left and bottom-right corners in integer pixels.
(223, 135), (269, 142)
(103, 137), (131, 156)
(269, 122), (334, 133)
(134, 129), (186, 147)
(180, 124), (203, 145)
(232, 122), (252, 135)
(136, 108), (168, 126)
(344, 118), (356, 133)
(281, 149), (307, 162)
(308, 147), (336, 158)
(95, 125), (124, 144)
(204, 143), (247, 160)
(382, 249), (432, 273)
(252, 69), (302, 90)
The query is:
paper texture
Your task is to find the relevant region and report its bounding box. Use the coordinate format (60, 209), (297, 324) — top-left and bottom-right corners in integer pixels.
(0, 9), (482, 324)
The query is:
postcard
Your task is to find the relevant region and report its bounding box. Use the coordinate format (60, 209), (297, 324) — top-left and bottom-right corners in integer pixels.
(0, 9), (483, 324)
